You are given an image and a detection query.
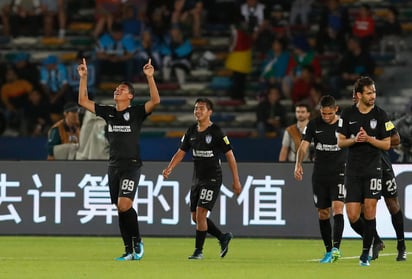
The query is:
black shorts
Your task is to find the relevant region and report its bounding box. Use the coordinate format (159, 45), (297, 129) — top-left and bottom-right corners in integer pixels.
(190, 178), (222, 212)
(108, 166), (141, 204)
(381, 167), (398, 198)
(345, 175), (382, 203)
(312, 172), (345, 209)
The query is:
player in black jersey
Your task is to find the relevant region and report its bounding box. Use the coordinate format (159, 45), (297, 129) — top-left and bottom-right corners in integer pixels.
(351, 92), (407, 262)
(77, 58), (160, 261)
(337, 76), (392, 266)
(294, 95), (346, 263)
(162, 98), (242, 260)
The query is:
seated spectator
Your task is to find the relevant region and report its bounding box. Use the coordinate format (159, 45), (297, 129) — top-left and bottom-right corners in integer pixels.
(284, 35), (322, 98)
(259, 37), (292, 93)
(159, 26), (192, 86)
(240, 0), (266, 37)
(0, 0), (11, 36)
(39, 0), (67, 38)
(8, 0), (43, 37)
(328, 36), (375, 99)
(352, 3), (376, 51)
(316, 0), (350, 53)
(12, 52), (40, 87)
(172, 0), (204, 38)
(290, 65), (315, 104)
(256, 86), (287, 138)
(94, 22), (137, 85)
(289, 0), (314, 26)
(93, 0), (126, 38)
(47, 102), (81, 160)
(0, 65), (33, 134)
(24, 87), (51, 136)
(379, 5), (404, 61)
(121, 2), (143, 37)
(146, 0), (173, 40)
(39, 55), (74, 123)
(268, 4), (290, 40)
(135, 29), (161, 72)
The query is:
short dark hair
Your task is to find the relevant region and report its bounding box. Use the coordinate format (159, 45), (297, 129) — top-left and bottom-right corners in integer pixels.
(120, 81), (136, 97)
(195, 98), (214, 111)
(295, 102), (310, 112)
(319, 95), (336, 108)
(353, 76), (375, 95)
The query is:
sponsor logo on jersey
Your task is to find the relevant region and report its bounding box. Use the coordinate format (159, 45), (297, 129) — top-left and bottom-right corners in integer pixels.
(385, 121), (394, 131)
(370, 119), (377, 129)
(107, 124), (131, 132)
(192, 149), (214, 158)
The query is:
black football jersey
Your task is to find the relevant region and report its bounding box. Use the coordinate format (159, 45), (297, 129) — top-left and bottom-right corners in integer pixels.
(180, 123), (232, 180)
(303, 116), (346, 174)
(337, 104), (392, 176)
(95, 103), (149, 167)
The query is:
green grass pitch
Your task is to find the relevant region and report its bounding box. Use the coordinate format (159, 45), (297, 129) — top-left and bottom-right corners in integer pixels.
(0, 236), (410, 279)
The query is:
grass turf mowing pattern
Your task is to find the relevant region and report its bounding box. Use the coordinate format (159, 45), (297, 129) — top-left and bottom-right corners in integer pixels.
(0, 236), (410, 279)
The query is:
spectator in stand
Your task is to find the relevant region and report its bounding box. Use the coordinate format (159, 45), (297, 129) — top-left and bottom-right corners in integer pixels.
(24, 87), (51, 136)
(8, 0), (43, 37)
(12, 52), (40, 87)
(352, 3), (376, 52)
(146, 0), (173, 40)
(225, 20), (253, 103)
(256, 86), (287, 138)
(289, 0), (314, 26)
(39, 0), (67, 38)
(267, 4), (290, 40)
(159, 26), (193, 86)
(379, 5), (404, 62)
(93, 0), (126, 38)
(172, 0), (204, 38)
(94, 22), (137, 85)
(284, 35), (322, 98)
(0, 0), (11, 36)
(291, 64), (315, 105)
(135, 29), (161, 72)
(39, 55), (74, 123)
(259, 37), (292, 93)
(0, 65), (33, 134)
(240, 0), (266, 39)
(121, 2), (144, 37)
(47, 102), (81, 160)
(316, 0), (350, 53)
(328, 36), (375, 99)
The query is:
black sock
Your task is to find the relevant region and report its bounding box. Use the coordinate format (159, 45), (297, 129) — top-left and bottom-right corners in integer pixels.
(195, 230), (207, 251)
(362, 218), (376, 257)
(118, 210), (133, 254)
(391, 210), (406, 250)
(333, 214), (344, 249)
(319, 219), (332, 252)
(350, 218), (364, 237)
(207, 218), (223, 240)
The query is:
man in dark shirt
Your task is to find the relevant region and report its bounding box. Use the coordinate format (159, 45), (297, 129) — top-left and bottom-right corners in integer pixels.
(337, 76), (391, 266)
(162, 98), (242, 260)
(294, 95), (346, 263)
(77, 58), (160, 261)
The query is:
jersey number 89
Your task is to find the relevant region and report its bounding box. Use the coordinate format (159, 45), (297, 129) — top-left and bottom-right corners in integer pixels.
(121, 179), (135, 192)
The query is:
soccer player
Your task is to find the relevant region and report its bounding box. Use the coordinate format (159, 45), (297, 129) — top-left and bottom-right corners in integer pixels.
(162, 98), (242, 259)
(337, 76), (391, 266)
(77, 58), (160, 260)
(352, 92), (407, 261)
(372, 129), (407, 261)
(294, 95), (346, 263)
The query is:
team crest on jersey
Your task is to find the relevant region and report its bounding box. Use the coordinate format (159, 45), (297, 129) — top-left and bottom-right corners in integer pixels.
(123, 112), (130, 121)
(370, 119), (377, 129)
(205, 134), (212, 144)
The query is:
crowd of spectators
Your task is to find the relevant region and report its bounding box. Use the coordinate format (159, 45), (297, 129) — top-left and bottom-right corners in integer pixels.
(0, 0), (410, 144)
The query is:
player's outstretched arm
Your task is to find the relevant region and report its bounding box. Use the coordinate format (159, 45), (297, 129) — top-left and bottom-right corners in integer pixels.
(225, 150), (242, 195)
(162, 149), (186, 179)
(77, 58), (95, 113)
(143, 59), (160, 113)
